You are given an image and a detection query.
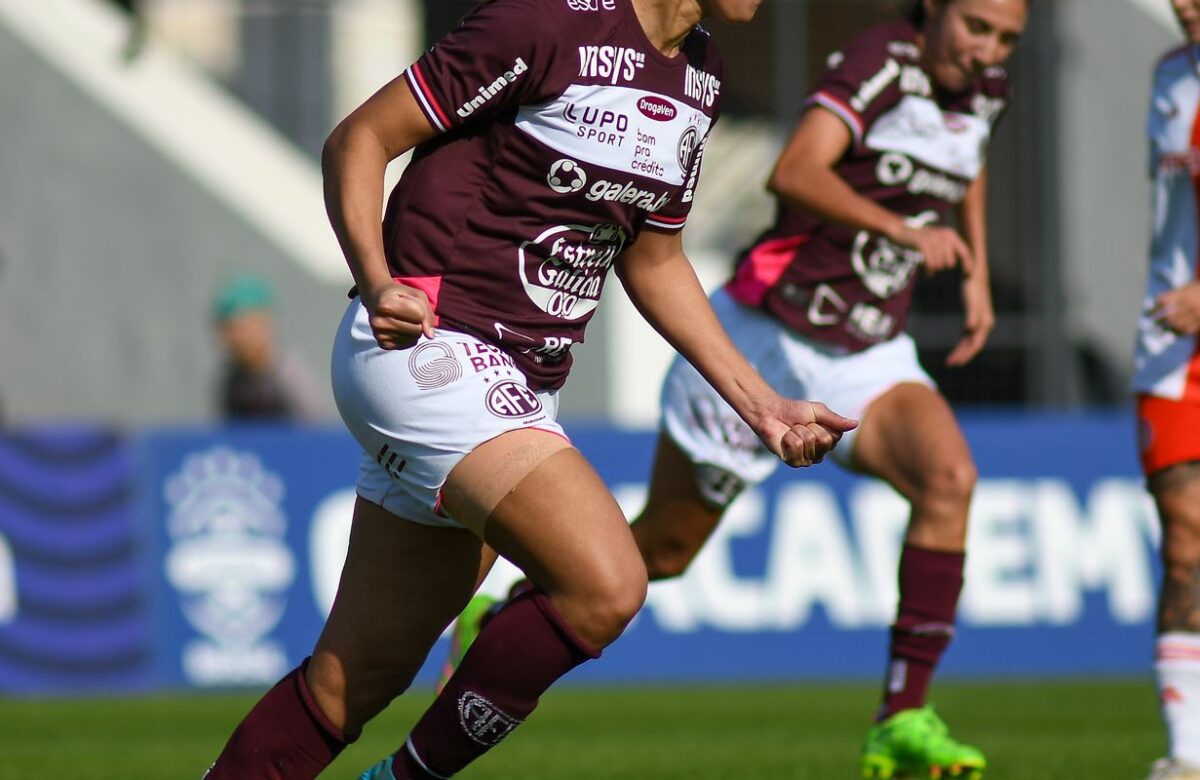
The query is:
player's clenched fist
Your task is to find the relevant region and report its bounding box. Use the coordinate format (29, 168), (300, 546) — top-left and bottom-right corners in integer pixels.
(758, 399), (858, 468)
(363, 281), (436, 350)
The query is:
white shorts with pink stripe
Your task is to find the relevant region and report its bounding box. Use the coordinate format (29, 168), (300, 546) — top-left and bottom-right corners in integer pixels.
(660, 287), (933, 508)
(331, 299), (567, 528)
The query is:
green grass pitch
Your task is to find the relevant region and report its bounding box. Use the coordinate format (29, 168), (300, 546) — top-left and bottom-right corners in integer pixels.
(0, 679), (1164, 779)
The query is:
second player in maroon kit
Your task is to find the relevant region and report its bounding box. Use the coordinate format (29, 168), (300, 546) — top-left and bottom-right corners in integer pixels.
(639, 1), (1029, 778)
(203, 1), (855, 779)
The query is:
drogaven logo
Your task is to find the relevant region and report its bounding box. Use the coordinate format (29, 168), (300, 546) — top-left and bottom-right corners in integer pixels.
(163, 447), (295, 686)
(637, 96), (676, 122)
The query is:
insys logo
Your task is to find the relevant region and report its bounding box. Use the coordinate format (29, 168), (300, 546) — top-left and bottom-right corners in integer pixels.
(637, 96), (677, 122)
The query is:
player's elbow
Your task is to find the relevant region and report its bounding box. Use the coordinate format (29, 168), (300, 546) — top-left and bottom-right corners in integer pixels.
(765, 165), (813, 207)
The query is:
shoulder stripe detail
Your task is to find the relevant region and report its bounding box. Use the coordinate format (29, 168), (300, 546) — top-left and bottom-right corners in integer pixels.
(644, 214), (687, 230)
(405, 62), (450, 132)
(808, 91), (864, 146)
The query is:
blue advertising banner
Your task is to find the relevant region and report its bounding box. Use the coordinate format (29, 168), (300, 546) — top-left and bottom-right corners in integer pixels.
(140, 426), (362, 690)
(0, 414), (1160, 694)
(137, 412), (1159, 690)
(570, 412), (1158, 682)
(0, 428), (152, 694)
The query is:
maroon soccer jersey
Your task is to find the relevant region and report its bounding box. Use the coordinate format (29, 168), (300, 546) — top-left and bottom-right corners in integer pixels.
(385, 0), (723, 389)
(726, 20), (1009, 352)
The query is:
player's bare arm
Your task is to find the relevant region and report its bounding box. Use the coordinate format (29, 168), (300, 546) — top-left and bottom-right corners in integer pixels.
(1153, 280), (1200, 336)
(323, 77), (438, 349)
(947, 170), (995, 366)
(615, 230), (857, 466)
(766, 105), (974, 276)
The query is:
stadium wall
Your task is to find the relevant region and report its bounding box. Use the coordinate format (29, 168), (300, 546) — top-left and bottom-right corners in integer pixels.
(0, 0), (349, 424)
(0, 413), (1158, 694)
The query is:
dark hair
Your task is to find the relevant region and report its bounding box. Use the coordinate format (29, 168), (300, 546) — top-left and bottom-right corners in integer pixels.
(909, 0), (1030, 27)
(908, 0), (930, 26)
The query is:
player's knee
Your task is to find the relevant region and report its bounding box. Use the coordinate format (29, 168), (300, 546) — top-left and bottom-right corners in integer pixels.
(918, 459), (977, 508)
(574, 567), (648, 648)
(1162, 520), (1200, 573)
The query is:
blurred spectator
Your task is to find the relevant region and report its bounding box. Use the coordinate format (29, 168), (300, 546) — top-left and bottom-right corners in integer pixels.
(212, 273), (322, 422)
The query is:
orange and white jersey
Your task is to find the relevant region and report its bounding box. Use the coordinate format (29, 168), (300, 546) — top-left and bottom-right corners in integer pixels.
(1135, 45), (1200, 400)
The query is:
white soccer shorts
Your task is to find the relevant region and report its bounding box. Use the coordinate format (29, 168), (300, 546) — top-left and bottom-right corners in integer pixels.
(660, 287), (934, 508)
(331, 299), (567, 527)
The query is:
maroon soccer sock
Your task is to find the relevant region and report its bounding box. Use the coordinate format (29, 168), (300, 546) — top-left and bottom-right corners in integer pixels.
(879, 544), (965, 720)
(205, 657), (351, 780)
(396, 588), (600, 778)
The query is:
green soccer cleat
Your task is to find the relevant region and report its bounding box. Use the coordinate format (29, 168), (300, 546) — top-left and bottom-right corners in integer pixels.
(860, 705), (986, 779)
(436, 594), (499, 692)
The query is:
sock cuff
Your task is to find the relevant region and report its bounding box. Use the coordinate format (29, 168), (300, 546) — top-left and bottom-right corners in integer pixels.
(404, 740), (451, 779)
(525, 589), (602, 660)
(901, 543), (966, 570)
(296, 657), (355, 745)
(1159, 633), (1200, 662)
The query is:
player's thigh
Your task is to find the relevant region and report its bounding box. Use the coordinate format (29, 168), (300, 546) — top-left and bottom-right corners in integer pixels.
(450, 436), (645, 610)
(311, 497), (483, 718)
(1150, 463), (1200, 565)
(850, 382), (975, 501)
(634, 432), (728, 573)
(1139, 396), (1200, 563)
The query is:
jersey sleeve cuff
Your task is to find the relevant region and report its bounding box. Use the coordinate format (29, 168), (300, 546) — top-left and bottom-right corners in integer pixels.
(807, 91), (865, 147)
(642, 213), (688, 232)
(404, 62), (451, 133)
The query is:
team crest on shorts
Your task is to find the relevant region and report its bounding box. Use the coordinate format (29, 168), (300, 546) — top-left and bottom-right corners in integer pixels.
(486, 380), (543, 418)
(458, 691), (522, 746)
(408, 341), (463, 390)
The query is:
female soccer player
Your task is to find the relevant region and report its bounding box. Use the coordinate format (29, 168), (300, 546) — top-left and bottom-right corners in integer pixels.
(1138, 2), (1200, 778)
(632, 0), (1028, 777)
(202, 0), (855, 778)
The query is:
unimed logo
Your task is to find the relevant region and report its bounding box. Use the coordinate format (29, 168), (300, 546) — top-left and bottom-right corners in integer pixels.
(486, 381), (542, 418)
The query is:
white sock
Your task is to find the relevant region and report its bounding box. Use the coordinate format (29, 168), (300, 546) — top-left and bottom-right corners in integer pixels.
(1157, 633), (1200, 766)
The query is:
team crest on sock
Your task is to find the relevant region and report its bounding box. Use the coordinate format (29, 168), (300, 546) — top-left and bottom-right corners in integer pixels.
(457, 691), (522, 746)
(887, 659), (908, 693)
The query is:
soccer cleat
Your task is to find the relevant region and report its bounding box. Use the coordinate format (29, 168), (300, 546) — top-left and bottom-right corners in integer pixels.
(1147, 758), (1200, 780)
(436, 594), (499, 692)
(860, 705), (986, 779)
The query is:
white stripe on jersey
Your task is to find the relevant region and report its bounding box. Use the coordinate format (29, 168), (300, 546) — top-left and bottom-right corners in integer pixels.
(1134, 46), (1200, 399)
(864, 94), (990, 180)
(515, 84), (711, 185)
